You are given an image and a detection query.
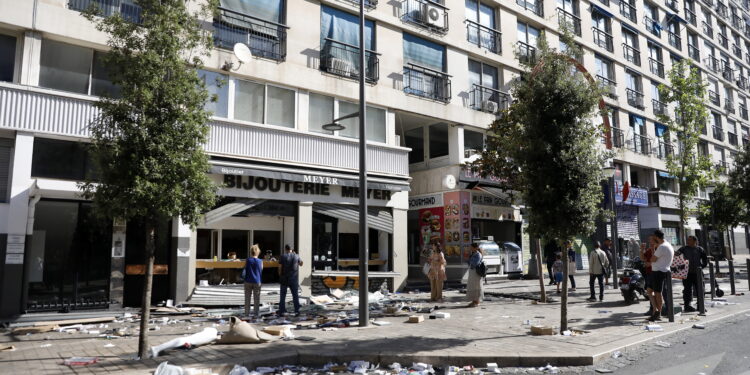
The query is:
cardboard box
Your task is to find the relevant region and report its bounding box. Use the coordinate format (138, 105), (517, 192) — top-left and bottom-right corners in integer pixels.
(530, 325), (554, 335)
(408, 315), (424, 323)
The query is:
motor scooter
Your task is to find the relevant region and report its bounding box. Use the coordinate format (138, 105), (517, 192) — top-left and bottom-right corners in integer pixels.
(619, 257), (649, 303)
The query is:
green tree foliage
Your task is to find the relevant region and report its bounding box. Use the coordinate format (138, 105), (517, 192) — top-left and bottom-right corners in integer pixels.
(79, 0), (218, 359)
(657, 60), (715, 244)
(696, 182), (746, 232)
(472, 31), (608, 331)
(729, 145), (750, 224)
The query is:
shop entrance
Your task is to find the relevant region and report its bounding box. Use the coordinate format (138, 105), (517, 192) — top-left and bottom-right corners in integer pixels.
(25, 200), (112, 312)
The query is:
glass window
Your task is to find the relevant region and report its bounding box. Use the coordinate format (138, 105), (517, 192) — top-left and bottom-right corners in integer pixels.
(595, 55), (613, 80)
(468, 59), (499, 88)
(0, 138), (12, 202)
(405, 127), (424, 164)
(266, 85), (295, 128)
(366, 106), (386, 143)
(234, 80), (265, 123)
(338, 101), (359, 139)
(31, 138), (95, 181)
(199, 70), (228, 118)
(39, 39), (93, 94)
(321, 6), (375, 49)
(90, 51), (121, 98)
(517, 22), (541, 46)
(429, 123), (449, 159)
(0, 34), (15, 82)
(403, 33), (446, 71)
(464, 129), (484, 155)
(219, 0), (285, 23)
(466, 0), (496, 27)
(622, 29), (638, 48)
(309, 93), (334, 134)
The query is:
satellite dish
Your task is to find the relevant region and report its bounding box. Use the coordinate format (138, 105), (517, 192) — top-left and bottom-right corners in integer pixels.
(233, 43), (253, 64)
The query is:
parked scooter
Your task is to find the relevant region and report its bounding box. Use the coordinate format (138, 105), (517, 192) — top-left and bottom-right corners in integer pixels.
(619, 257), (649, 303)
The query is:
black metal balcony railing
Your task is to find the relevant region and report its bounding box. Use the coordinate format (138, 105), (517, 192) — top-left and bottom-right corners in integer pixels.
(688, 44), (700, 60)
(653, 99), (668, 115)
(557, 8), (582, 36)
(320, 39), (380, 83)
(466, 19), (502, 54)
(593, 27), (614, 52)
(620, 0), (637, 22)
(213, 7), (288, 62)
(517, 0), (544, 17)
(668, 31), (682, 50)
(470, 84), (510, 114)
(705, 56), (720, 72)
(649, 57), (665, 78)
(632, 134), (651, 154)
(517, 41), (537, 64)
(722, 65), (734, 81)
(737, 75), (748, 89)
(657, 141), (675, 159)
(645, 16), (662, 37)
(667, 0), (680, 10)
(732, 15), (744, 30)
(403, 63), (451, 103)
(400, 0), (449, 33)
(597, 75), (618, 97)
(623, 44), (641, 65)
(725, 98), (735, 113)
(728, 132), (739, 145)
(626, 88), (645, 108)
(713, 125), (725, 141)
(746, 53), (750, 65)
(733, 44), (743, 58)
(718, 33), (729, 49)
(701, 0), (714, 6)
(716, 2), (728, 17)
(743, 136), (749, 146)
(685, 8), (697, 26)
(68, 0), (142, 23)
(740, 105), (749, 119)
(703, 22), (714, 38)
(708, 90), (720, 105)
(611, 128), (625, 148)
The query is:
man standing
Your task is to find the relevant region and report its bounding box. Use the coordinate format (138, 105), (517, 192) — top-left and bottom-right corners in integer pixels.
(601, 238), (615, 286)
(544, 240), (559, 286)
(587, 242), (610, 302)
(648, 230), (674, 322)
(676, 236), (708, 314)
(278, 245), (303, 317)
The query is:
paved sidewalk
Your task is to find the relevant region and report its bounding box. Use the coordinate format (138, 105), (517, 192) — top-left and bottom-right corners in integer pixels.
(1, 271), (748, 374)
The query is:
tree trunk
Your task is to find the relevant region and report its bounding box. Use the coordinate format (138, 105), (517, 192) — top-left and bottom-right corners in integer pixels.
(727, 228), (735, 259)
(560, 248), (568, 333)
(138, 222), (156, 359)
(678, 188), (687, 246)
(535, 239), (547, 303)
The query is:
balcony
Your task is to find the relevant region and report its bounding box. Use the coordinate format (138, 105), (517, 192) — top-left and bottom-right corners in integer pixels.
(740, 104), (748, 119)
(557, 8), (582, 36)
(666, 0), (680, 10)
(737, 75), (748, 89)
(649, 58), (665, 78)
(716, 2), (728, 17)
(400, 0), (449, 34)
(517, 0), (544, 17)
(746, 27), (750, 39)
(623, 44), (641, 65)
(320, 39), (380, 83)
(722, 65), (734, 81)
(732, 15), (744, 30)
(688, 44), (700, 60)
(645, 16), (662, 37)
(704, 56), (720, 72)
(517, 41), (537, 64)
(703, 22), (714, 38)
(716, 161), (728, 174)
(728, 132), (739, 145)
(213, 7), (288, 62)
(713, 125), (725, 141)
(403, 63), (452, 103)
(708, 90), (720, 105)
(620, 0), (637, 22)
(593, 27), (614, 52)
(685, 8), (697, 26)
(718, 33), (729, 49)
(466, 19), (502, 54)
(652, 99), (668, 115)
(632, 134), (652, 155)
(611, 128), (625, 148)
(668, 31), (682, 50)
(470, 84), (510, 114)
(626, 88), (645, 108)
(657, 141), (675, 159)
(597, 75), (618, 97)
(68, 0), (142, 23)
(733, 44), (743, 58)
(701, 0), (713, 6)
(725, 98), (735, 113)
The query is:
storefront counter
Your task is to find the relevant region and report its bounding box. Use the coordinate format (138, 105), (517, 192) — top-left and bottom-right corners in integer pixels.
(195, 260), (280, 269)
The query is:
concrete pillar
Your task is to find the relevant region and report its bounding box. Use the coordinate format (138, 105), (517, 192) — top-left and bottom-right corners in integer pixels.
(171, 217), (195, 305)
(0, 133), (34, 317)
(392, 207), (408, 291)
(450, 124), (464, 165)
(297, 201), (313, 297)
(19, 31), (41, 86)
(622, 162), (631, 184)
(297, 91), (309, 133)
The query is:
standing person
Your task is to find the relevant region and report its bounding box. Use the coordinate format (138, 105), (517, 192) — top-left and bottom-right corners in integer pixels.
(648, 230), (674, 322)
(243, 244), (263, 318)
(565, 241), (577, 291)
(601, 238), (615, 285)
(278, 245), (303, 317)
(427, 243), (447, 302)
(466, 243), (484, 307)
(553, 254), (564, 293)
(676, 236), (708, 313)
(544, 240), (559, 286)
(587, 242), (610, 302)
(641, 236), (656, 316)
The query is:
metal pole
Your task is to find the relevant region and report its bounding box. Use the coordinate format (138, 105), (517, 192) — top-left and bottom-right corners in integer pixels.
(666, 271), (674, 323)
(610, 177), (619, 289)
(708, 261), (716, 300)
(746, 259), (750, 292)
(357, 0), (369, 328)
(729, 259), (736, 295)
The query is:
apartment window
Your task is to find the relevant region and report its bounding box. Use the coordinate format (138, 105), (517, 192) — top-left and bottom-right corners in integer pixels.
(592, 10), (613, 52)
(468, 60), (498, 90)
(651, 81), (666, 115)
(595, 55), (615, 92)
(469, 59), (506, 112)
(405, 127), (425, 164)
(626, 70), (644, 108)
(31, 138), (96, 181)
(648, 42), (664, 78)
(464, 129), (485, 157)
(517, 0), (544, 16)
(0, 34), (15, 82)
(667, 21), (681, 50)
(232, 78), (296, 128)
(39, 39), (119, 97)
(622, 28), (640, 65)
(657, 172), (676, 192)
(644, 2), (660, 37)
(556, 0), (581, 35)
(200, 70), (229, 119)
(320, 6), (377, 82)
(687, 32), (699, 60)
(466, 0), (501, 53)
(308, 93), (386, 142)
(517, 22), (541, 63)
(403, 33), (450, 102)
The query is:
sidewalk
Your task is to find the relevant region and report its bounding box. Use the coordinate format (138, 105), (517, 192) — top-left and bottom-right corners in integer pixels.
(1, 271), (748, 374)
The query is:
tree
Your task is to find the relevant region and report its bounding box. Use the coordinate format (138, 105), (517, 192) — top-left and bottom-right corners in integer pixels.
(729, 144), (750, 225)
(657, 60), (715, 245)
(80, 0), (218, 359)
(697, 182), (746, 255)
(472, 31), (608, 332)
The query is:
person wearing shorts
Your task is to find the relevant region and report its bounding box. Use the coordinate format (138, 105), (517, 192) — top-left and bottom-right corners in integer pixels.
(648, 230), (674, 322)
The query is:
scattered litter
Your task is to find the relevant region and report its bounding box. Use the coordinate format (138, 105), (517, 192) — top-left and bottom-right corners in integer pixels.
(538, 364), (559, 373)
(655, 341), (671, 348)
(372, 321), (391, 326)
(407, 315), (424, 323)
(561, 330), (572, 336)
(530, 325), (554, 336)
(611, 351), (622, 358)
(595, 369), (614, 373)
(486, 363), (499, 373)
(0, 345), (15, 351)
(12, 325), (59, 335)
(150, 327), (218, 358)
(63, 357), (98, 366)
(154, 361), (184, 375)
(645, 324), (664, 332)
(693, 324), (706, 329)
(598, 310), (613, 314)
(434, 312), (451, 319)
(104, 343), (116, 348)
(228, 364), (252, 375)
(40, 343), (52, 348)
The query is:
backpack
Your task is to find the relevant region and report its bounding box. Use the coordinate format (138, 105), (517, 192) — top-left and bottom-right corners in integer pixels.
(475, 261), (487, 277)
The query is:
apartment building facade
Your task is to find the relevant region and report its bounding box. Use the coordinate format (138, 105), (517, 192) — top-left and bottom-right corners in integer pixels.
(0, 0), (747, 317)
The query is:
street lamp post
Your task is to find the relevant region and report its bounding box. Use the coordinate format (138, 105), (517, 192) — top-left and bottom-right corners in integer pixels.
(603, 165), (619, 289)
(322, 0), (368, 327)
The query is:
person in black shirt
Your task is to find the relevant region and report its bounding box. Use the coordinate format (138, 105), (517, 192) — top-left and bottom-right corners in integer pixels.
(676, 235), (708, 313)
(544, 240), (559, 286)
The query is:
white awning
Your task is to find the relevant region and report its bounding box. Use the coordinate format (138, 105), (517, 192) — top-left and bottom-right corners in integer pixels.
(313, 203), (393, 233)
(204, 199), (265, 225)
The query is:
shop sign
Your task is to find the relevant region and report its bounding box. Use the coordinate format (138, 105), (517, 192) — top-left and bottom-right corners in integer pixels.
(459, 166), (506, 186)
(211, 165), (409, 191)
(614, 182), (648, 207)
(7, 234), (25, 254)
(408, 193), (443, 209)
(471, 192), (509, 207)
(442, 191), (472, 263)
(5, 253), (23, 264)
(471, 205), (518, 221)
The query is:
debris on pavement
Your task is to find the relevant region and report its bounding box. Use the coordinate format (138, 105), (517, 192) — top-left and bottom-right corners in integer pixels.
(0, 345), (15, 351)
(150, 327), (218, 358)
(645, 324), (664, 332)
(611, 351), (622, 358)
(538, 363), (559, 373)
(408, 315), (424, 323)
(693, 324), (706, 329)
(655, 341), (671, 348)
(595, 368), (614, 373)
(62, 357), (98, 366)
(530, 325), (554, 335)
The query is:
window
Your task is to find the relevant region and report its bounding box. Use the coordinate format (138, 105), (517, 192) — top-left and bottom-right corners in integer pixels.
(308, 93), (387, 142)
(648, 42), (663, 77)
(0, 138), (11, 202)
(466, 0), (500, 52)
(31, 138), (96, 181)
(403, 33), (450, 102)
(39, 39), (119, 97)
(622, 28), (640, 65)
(213, 0), (288, 61)
(464, 129), (484, 157)
(200, 70), (229, 119)
(592, 10), (613, 52)
(231, 78), (295, 128)
(429, 123), (449, 159)
(626, 71), (642, 91)
(595, 54), (614, 81)
(309, 93), (334, 134)
(644, 2), (660, 36)
(0, 33), (15, 82)
(403, 33), (445, 71)
(404, 127), (424, 164)
(219, 0), (285, 23)
(234, 80), (264, 124)
(556, 0), (581, 35)
(320, 6), (377, 81)
(517, 22), (541, 62)
(468, 59), (498, 89)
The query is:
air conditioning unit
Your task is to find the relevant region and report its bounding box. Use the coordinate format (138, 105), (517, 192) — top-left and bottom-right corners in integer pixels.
(328, 57), (355, 76)
(423, 3), (445, 29)
(482, 100), (499, 113)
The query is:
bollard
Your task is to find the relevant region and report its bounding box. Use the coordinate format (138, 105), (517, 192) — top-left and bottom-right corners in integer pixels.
(708, 262), (716, 300)
(729, 260), (736, 295)
(666, 272), (675, 323)
(715, 259), (721, 276)
(747, 259), (750, 292)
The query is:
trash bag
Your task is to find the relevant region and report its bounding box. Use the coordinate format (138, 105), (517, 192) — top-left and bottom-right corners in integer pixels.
(216, 317), (277, 344)
(228, 364), (251, 375)
(154, 361), (185, 375)
(150, 327), (218, 358)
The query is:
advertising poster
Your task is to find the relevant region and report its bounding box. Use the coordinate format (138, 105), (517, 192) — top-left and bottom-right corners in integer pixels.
(443, 192), (472, 264)
(417, 206), (444, 260)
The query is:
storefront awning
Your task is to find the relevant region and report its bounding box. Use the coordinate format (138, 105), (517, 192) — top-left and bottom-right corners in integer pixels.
(204, 198), (265, 225)
(313, 203), (393, 233)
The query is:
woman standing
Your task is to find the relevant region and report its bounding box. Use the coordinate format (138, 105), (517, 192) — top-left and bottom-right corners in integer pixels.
(565, 241), (577, 291)
(243, 244), (263, 318)
(427, 242), (447, 302)
(466, 243), (484, 307)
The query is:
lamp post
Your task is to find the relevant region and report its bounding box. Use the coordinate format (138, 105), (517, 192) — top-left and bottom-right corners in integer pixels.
(322, 0), (368, 327)
(602, 164), (619, 289)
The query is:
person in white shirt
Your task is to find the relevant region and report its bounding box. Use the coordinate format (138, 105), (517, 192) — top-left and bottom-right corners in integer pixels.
(648, 230), (674, 322)
(587, 242), (610, 302)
